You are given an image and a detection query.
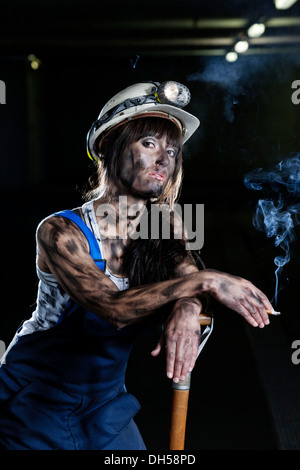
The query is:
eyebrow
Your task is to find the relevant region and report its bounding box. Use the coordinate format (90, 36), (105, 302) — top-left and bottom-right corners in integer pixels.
(139, 134), (180, 147)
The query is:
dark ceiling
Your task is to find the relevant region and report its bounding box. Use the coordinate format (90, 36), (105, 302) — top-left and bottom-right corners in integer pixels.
(1, 0), (300, 58)
(1, 0), (300, 192)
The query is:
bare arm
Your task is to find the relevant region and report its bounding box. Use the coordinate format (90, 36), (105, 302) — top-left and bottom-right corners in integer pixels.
(36, 216), (210, 329)
(37, 216), (273, 330)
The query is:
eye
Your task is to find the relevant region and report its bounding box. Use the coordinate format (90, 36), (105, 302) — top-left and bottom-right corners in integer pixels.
(141, 138), (155, 148)
(167, 148), (177, 158)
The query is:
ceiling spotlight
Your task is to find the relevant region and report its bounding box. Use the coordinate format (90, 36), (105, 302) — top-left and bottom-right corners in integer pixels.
(28, 54), (42, 70)
(234, 40), (249, 53)
(247, 23), (266, 38)
(225, 51), (238, 62)
(274, 0), (298, 9)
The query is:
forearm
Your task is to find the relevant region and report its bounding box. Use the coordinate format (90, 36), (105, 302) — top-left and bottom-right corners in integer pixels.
(170, 296), (203, 314)
(96, 271), (210, 328)
(37, 217), (273, 330)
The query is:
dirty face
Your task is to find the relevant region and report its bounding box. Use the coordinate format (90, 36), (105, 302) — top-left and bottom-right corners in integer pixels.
(119, 134), (178, 199)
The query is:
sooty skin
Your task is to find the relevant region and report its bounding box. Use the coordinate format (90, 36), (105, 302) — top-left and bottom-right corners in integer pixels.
(118, 136), (176, 200)
(37, 214), (273, 382)
(36, 134), (273, 382)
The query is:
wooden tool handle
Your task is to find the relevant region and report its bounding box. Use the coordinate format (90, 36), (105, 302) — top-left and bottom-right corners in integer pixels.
(169, 373), (191, 450)
(168, 315), (212, 450)
(199, 313), (212, 325)
(169, 388), (190, 450)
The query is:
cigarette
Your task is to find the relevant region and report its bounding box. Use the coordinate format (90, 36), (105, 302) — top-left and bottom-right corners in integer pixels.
(266, 309), (281, 316)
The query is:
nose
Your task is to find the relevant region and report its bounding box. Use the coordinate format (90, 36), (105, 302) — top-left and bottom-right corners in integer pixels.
(155, 146), (169, 167)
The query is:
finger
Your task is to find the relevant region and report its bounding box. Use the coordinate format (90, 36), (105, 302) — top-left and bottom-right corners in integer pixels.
(188, 337), (199, 373)
(150, 334), (164, 357)
(246, 291), (272, 327)
(173, 337), (193, 382)
(259, 296), (274, 325)
(166, 337), (177, 380)
(244, 298), (266, 327)
(180, 344), (194, 379)
(256, 304), (271, 327)
(251, 289), (273, 324)
(237, 302), (260, 327)
(240, 301), (270, 328)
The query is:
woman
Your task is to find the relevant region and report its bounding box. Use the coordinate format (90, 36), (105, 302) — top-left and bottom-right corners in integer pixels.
(0, 81), (272, 450)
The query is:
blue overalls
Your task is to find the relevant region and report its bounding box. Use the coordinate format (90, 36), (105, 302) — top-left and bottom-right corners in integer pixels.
(0, 210), (147, 450)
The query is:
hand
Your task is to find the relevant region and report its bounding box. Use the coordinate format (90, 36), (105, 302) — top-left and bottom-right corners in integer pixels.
(207, 270), (273, 328)
(151, 298), (202, 383)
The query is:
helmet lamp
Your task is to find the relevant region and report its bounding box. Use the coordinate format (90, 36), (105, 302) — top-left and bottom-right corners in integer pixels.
(156, 81), (191, 108)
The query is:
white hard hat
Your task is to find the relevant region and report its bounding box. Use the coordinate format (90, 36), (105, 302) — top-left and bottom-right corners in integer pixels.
(86, 81), (200, 161)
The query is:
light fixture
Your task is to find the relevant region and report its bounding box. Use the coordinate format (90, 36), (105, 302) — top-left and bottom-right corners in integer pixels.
(247, 23), (266, 38)
(156, 81), (191, 108)
(225, 51), (238, 62)
(28, 54), (42, 70)
(234, 40), (249, 53)
(274, 0), (298, 9)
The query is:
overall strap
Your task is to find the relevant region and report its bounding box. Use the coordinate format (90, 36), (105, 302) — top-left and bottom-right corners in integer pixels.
(54, 209), (106, 272)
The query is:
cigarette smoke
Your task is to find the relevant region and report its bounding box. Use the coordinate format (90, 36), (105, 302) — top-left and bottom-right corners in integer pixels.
(187, 55), (299, 122)
(244, 155), (300, 304)
(187, 53), (300, 303)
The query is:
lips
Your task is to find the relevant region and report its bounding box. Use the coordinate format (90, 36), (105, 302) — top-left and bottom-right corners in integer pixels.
(148, 171), (167, 182)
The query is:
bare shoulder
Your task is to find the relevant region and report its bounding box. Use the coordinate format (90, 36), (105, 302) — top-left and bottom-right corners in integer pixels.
(36, 213), (89, 255)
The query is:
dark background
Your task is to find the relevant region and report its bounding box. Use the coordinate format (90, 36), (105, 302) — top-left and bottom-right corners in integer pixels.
(1, 0), (300, 450)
